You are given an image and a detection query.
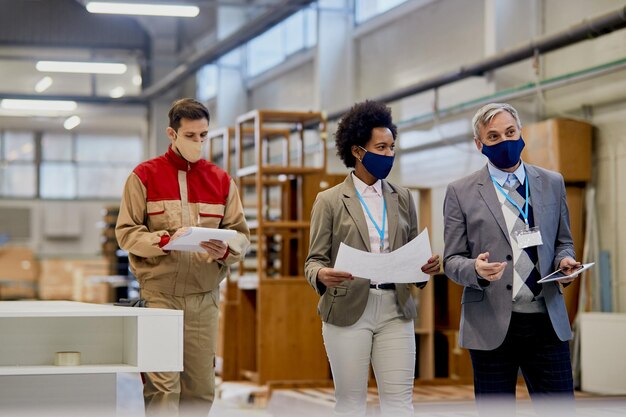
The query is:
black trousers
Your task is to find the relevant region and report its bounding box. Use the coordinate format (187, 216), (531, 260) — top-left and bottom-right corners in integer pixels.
(469, 312), (574, 416)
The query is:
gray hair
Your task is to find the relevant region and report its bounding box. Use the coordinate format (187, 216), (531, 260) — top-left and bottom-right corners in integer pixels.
(472, 103), (522, 139)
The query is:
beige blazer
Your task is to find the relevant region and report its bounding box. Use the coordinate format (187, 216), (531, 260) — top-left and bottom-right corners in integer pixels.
(304, 174), (420, 326)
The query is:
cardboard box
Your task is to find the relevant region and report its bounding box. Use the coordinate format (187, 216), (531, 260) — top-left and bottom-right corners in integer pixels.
(39, 258), (111, 301)
(38, 259), (75, 300)
(0, 246), (38, 281)
(0, 246), (38, 300)
(521, 118), (592, 182)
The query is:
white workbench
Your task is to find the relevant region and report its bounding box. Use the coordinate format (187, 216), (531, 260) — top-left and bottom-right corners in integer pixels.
(0, 301), (183, 416)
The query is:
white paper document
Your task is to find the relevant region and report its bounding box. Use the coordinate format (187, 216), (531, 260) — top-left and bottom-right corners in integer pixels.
(162, 227), (237, 253)
(537, 262), (595, 283)
(333, 228), (433, 283)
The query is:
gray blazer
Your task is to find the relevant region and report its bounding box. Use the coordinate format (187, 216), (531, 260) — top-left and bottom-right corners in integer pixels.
(304, 174), (419, 326)
(443, 163), (575, 350)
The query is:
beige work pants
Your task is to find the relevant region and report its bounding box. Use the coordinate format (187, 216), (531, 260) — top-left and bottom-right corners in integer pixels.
(142, 287), (219, 417)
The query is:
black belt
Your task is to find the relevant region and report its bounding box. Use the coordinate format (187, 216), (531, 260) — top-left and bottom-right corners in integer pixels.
(370, 283), (395, 290)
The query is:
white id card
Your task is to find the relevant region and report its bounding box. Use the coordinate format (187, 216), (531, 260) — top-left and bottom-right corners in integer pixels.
(515, 226), (543, 249)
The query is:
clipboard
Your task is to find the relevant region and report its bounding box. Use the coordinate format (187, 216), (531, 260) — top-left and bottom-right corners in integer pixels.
(537, 262), (595, 283)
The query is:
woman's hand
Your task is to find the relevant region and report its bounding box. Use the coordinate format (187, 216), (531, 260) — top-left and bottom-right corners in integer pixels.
(317, 267), (353, 288)
(421, 254), (441, 275)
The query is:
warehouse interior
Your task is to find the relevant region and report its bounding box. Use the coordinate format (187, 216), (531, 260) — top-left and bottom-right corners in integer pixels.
(1, 0), (626, 415)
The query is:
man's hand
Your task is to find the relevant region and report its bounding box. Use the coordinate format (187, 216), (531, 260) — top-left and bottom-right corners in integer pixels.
(317, 268), (353, 288)
(557, 257), (582, 284)
(199, 239), (228, 259)
(421, 255), (441, 275)
(475, 252), (507, 281)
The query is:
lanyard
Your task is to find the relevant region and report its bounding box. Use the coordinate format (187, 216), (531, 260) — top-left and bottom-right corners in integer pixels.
(491, 175), (529, 226)
(355, 188), (387, 252)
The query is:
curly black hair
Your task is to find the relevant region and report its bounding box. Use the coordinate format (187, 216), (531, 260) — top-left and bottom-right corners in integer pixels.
(335, 100), (397, 168)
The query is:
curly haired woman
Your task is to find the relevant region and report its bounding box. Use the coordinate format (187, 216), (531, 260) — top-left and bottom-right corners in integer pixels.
(305, 100), (441, 416)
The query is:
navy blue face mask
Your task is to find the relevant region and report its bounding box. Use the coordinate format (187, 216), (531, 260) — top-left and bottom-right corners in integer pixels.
(358, 146), (394, 179)
(481, 137), (525, 169)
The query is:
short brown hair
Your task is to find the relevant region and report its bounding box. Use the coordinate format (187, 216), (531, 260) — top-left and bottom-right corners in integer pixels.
(168, 98), (210, 131)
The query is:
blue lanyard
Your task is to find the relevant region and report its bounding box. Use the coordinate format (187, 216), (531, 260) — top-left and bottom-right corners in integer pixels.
(491, 175), (529, 226)
(355, 188), (387, 252)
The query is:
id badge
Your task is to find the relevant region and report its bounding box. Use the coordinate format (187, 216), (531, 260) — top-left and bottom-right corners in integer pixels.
(515, 226), (543, 249)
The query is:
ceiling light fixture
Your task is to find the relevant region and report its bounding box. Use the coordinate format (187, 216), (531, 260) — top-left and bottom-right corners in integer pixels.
(35, 76), (53, 93)
(36, 61), (127, 74)
(86, 2), (200, 17)
(64, 115), (81, 130)
(1, 99), (77, 112)
(109, 87), (126, 98)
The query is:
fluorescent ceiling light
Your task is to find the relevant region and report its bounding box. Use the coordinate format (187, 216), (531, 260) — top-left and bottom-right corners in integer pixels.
(35, 76), (53, 93)
(64, 115), (81, 130)
(86, 2), (199, 17)
(109, 86), (126, 98)
(1, 99), (77, 112)
(36, 61), (127, 74)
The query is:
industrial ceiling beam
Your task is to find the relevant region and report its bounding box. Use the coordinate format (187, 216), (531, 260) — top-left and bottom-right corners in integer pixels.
(140, 0), (316, 100)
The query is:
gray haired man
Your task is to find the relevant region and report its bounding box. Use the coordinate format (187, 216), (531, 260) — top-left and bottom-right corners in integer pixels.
(443, 103), (580, 415)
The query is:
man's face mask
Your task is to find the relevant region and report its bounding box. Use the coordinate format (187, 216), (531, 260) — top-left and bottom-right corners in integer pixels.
(481, 137), (525, 169)
(358, 146), (394, 180)
(173, 132), (204, 163)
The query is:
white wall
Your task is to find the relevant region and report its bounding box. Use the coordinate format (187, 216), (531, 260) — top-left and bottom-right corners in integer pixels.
(248, 57), (316, 110)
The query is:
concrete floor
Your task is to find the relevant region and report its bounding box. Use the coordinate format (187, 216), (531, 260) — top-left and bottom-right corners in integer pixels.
(117, 374), (626, 417)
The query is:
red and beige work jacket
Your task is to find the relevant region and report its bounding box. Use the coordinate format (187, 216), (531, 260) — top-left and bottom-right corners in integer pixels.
(116, 147), (250, 296)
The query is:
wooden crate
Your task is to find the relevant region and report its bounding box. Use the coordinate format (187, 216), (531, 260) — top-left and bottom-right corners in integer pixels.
(521, 118), (592, 182)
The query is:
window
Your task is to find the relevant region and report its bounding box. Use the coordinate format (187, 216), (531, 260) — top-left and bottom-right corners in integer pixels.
(355, 0), (411, 24)
(246, 7), (317, 78)
(196, 64), (218, 102)
(0, 131), (143, 200)
(41, 133), (75, 199)
(74, 134), (142, 199)
(0, 131), (36, 198)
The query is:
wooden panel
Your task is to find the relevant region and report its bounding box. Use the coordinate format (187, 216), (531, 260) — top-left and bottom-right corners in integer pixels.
(564, 185), (585, 324)
(217, 277), (239, 381)
(237, 288), (257, 379)
(521, 118), (592, 182)
(257, 279), (329, 384)
(301, 173), (347, 222)
(438, 329), (473, 381)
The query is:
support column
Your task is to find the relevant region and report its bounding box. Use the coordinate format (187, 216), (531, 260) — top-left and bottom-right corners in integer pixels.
(215, 6), (248, 127)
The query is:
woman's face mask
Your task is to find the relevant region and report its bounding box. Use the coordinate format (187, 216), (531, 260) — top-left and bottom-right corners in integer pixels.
(358, 146), (395, 180)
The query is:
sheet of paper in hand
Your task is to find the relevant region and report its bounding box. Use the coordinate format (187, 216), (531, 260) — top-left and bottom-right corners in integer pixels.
(163, 227), (237, 253)
(333, 228), (432, 283)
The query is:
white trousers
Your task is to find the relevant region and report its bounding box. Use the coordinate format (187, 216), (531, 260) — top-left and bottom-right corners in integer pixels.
(322, 289), (416, 417)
